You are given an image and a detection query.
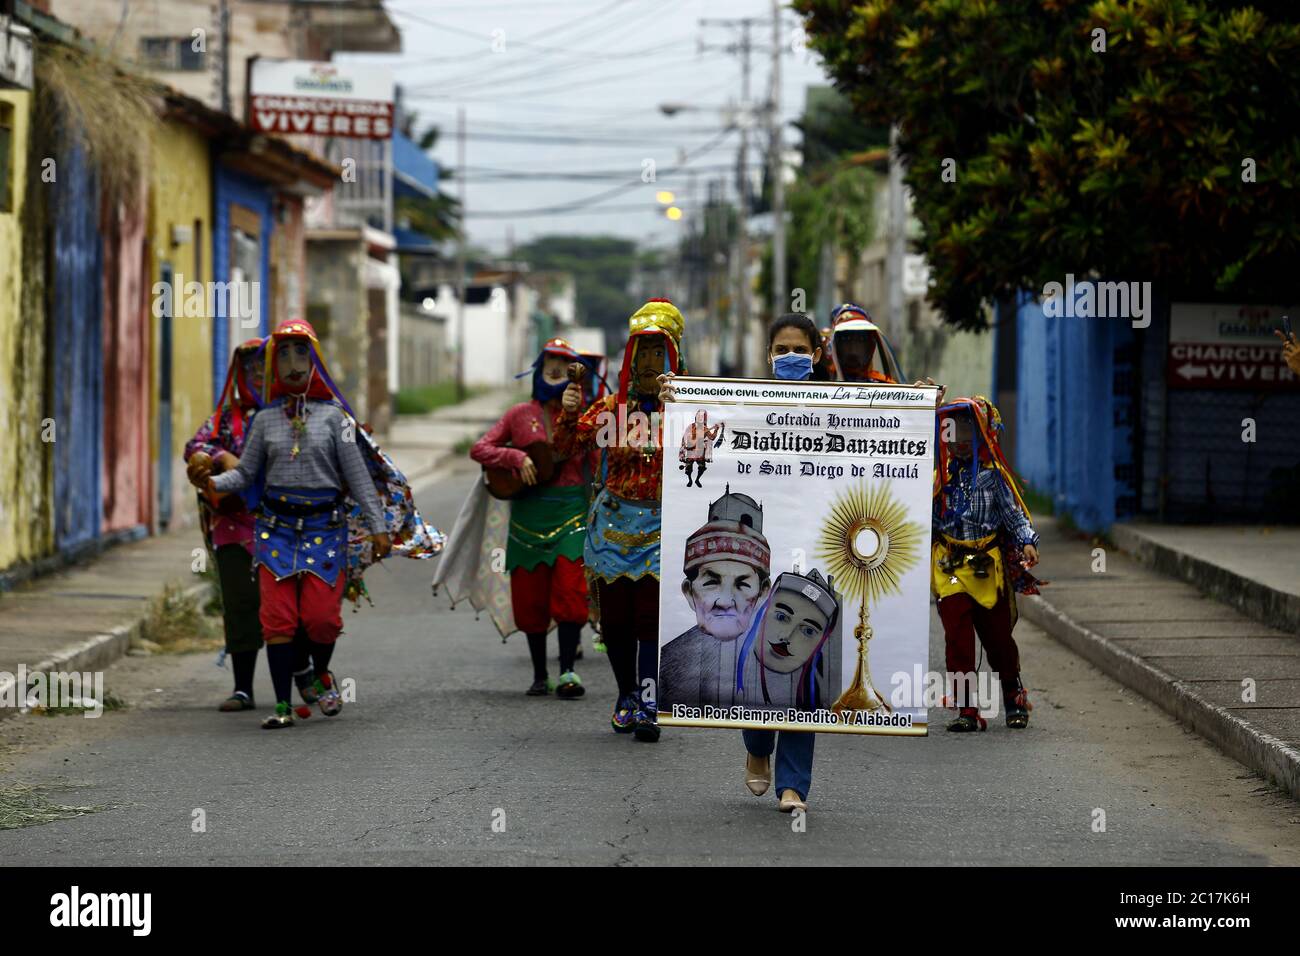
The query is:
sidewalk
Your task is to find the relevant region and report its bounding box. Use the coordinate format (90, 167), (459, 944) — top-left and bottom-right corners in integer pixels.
(0, 387), (520, 718)
(1022, 516), (1300, 801)
(385, 386), (523, 485)
(0, 526), (208, 716)
(1110, 522), (1300, 634)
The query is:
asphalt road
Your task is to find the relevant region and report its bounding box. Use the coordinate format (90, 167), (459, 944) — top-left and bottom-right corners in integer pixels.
(2, 462), (1298, 865)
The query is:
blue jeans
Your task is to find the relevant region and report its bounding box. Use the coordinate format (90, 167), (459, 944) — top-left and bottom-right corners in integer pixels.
(742, 730), (815, 801)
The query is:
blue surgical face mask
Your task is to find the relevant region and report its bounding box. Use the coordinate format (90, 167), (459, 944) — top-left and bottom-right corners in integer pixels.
(772, 352), (814, 381)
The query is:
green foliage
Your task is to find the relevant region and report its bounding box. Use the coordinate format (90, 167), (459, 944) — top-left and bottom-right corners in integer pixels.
(795, 0), (1300, 328)
(394, 382), (484, 415)
(767, 87), (885, 312)
(395, 191), (461, 244)
(787, 161), (878, 303)
(514, 235), (644, 337)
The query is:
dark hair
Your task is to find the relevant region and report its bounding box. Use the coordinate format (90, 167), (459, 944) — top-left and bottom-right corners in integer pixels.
(767, 313), (820, 355)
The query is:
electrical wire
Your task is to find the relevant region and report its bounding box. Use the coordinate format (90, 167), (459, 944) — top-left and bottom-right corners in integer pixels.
(463, 125), (735, 218)
(387, 0), (683, 62)
(465, 202), (696, 219)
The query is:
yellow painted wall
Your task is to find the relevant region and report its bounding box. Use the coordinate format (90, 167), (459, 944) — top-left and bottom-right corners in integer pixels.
(149, 118), (213, 529)
(0, 89), (52, 571)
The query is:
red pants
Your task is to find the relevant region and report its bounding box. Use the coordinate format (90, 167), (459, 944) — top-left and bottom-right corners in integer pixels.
(937, 590), (1020, 706)
(510, 556), (588, 633)
(258, 567), (345, 645)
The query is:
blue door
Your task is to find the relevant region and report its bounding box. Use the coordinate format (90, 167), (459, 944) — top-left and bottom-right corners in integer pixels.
(49, 139), (103, 555)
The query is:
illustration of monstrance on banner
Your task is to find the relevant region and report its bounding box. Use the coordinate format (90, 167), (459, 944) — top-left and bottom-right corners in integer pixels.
(816, 480), (923, 713)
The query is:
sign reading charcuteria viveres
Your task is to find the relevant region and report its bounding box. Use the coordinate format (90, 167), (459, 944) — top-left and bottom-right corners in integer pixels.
(657, 377), (938, 736)
(248, 59), (394, 139)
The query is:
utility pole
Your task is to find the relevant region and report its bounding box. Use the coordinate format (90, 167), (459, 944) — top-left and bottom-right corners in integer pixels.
(700, 16), (758, 376)
(456, 106), (468, 403)
(218, 0), (231, 115)
(770, 0), (786, 320)
(886, 124), (906, 341)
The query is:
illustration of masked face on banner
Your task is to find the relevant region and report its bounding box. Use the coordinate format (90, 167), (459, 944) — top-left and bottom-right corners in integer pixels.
(758, 585), (833, 674)
(735, 568), (840, 709)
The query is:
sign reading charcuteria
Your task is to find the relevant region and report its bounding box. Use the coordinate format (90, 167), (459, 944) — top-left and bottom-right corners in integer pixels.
(248, 59), (394, 139)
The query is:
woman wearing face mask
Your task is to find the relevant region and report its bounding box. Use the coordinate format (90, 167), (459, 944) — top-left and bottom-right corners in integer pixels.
(747, 314), (827, 811)
(468, 338), (596, 698)
(196, 319), (395, 729)
(660, 312), (831, 812)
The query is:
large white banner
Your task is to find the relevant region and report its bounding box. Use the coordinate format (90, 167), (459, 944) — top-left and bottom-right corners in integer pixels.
(657, 377), (937, 735)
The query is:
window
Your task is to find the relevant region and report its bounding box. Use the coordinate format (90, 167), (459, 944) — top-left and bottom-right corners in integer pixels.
(0, 101), (12, 214)
(138, 37), (205, 71)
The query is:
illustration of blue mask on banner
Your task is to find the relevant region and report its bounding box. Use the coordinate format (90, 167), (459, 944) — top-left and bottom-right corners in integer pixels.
(772, 352), (814, 381)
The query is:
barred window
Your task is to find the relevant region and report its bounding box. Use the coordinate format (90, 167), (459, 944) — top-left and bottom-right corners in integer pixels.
(139, 37), (206, 71)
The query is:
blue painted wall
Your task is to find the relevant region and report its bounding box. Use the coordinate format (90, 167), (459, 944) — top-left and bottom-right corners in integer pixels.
(1010, 290), (1137, 532)
(211, 165), (273, 400)
(49, 139), (104, 554)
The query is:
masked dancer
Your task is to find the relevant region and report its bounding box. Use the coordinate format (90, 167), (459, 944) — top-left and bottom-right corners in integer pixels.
(554, 299), (685, 743)
(933, 396), (1041, 732)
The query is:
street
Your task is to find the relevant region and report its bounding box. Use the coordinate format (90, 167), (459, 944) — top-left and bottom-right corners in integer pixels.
(1, 461), (1296, 866)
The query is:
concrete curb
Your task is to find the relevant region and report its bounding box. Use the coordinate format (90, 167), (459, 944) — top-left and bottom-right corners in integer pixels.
(1110, 524), (1300, 635)
(1021, 593), (1300, 802)
(0, 582), (210, 722)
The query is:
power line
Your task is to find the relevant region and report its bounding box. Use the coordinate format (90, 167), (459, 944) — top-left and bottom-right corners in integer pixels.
(386, 1), (684, 63)
(414, 127), (727, 147)
(405, 54), (712, 103)
(449, 162), (764, 182)
(464, 125), (735, 218)
(407, 116), (723, 136)
(405, 38), (700, 96)
(394, 0), (635, 79)
(466, 202), (694, 219)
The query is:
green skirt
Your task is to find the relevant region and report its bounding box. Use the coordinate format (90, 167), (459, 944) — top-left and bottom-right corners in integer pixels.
(506, 485), (588, 573)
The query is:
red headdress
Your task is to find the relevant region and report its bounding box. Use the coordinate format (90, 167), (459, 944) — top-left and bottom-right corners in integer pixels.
(263, 319), (347, 407)
(211, 338), (263, 447)
(933, 395), (1031, 522)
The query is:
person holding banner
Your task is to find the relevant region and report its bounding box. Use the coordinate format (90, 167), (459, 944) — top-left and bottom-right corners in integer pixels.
(555, 298), (686, 743)
(740, 313), (828, 811)
(825, 303), (904, 384)
(469, 337), (593, 698)
(932, 396), (1041, 732)
(661, 313), (829, 811)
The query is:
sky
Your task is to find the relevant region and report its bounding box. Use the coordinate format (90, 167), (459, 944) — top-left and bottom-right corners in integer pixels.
(338, 0), (834, 254)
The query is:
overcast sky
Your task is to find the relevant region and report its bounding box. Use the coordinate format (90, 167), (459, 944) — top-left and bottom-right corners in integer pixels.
(339, 0), (833, 253)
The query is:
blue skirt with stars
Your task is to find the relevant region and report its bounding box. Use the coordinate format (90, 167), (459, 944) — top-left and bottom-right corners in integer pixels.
(583, 488), (661, 583)
(255, 487), (348, 587)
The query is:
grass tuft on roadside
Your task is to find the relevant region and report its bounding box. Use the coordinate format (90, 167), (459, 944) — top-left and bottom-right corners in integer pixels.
(0, 784), (107, 831)
(32, 692), (128, 718)
(134, 584), (222, 654)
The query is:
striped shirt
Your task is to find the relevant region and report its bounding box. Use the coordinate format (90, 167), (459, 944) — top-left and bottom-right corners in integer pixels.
(212, 400), (387, 534)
